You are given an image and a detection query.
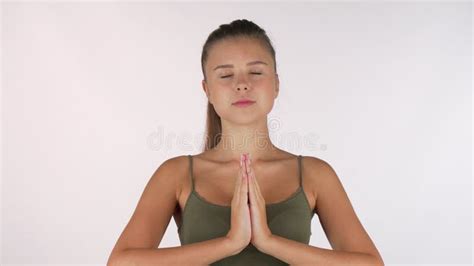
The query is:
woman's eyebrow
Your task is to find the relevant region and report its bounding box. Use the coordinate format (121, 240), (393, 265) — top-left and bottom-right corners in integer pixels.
(213, 60), (268, 71)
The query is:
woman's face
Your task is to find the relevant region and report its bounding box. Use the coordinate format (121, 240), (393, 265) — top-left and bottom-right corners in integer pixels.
(202, 37), (279, 124)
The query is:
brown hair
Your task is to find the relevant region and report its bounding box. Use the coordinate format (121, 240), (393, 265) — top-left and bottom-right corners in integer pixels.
(200, 19), (278, 151)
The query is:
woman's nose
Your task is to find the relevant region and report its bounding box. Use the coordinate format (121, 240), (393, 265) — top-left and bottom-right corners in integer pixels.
(235, 73), (250, 91)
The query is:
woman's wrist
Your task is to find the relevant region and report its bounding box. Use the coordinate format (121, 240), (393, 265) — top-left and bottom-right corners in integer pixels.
(223, 235), (246, 256)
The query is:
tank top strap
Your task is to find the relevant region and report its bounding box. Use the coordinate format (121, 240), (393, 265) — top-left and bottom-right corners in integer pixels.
(187, 155), (195, 191)
(297, 155), (303, 188)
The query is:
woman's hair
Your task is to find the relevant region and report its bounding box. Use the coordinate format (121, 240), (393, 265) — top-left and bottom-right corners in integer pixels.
(200, 19), (277, 151)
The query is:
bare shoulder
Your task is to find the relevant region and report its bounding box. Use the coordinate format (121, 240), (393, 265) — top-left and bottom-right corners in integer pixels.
(303, 156), (335, 179)
(153, 155), (190, 199)
(300, 155), (338, 204)
(158, 154), (190, 168)
(301, 155), (336, 180)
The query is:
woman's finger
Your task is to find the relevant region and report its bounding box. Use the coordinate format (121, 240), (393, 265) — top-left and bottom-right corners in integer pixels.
(233, 155), (243, 205)
(240, 154), (248, 202)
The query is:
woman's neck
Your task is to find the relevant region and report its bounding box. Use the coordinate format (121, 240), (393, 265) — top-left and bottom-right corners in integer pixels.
(210, 135), (279, 163)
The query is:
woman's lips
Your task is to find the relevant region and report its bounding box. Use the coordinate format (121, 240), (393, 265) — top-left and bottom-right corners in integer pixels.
(232, 101), (256, 107)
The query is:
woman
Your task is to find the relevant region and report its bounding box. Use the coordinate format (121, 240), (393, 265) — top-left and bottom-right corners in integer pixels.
(107, 19), (384, 265)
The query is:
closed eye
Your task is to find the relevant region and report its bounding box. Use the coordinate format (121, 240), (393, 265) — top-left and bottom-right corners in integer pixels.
(221, 72), (262, 79)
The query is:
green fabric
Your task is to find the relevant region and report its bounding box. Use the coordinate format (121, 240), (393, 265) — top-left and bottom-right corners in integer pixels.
(178, 155), (314, 266)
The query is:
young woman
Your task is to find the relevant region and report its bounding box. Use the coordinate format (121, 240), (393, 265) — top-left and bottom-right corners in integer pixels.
(107, 19), (384, 266)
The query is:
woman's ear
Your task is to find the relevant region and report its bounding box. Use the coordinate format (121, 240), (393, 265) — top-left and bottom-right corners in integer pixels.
(202, 79), (212, 104)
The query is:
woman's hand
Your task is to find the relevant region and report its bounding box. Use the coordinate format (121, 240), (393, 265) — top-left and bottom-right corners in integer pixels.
(243, 153), (273, 251)
(225, 154), (252, 255)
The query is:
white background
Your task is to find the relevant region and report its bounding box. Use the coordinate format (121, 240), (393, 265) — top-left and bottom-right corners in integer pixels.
(2, 1), (472, 265)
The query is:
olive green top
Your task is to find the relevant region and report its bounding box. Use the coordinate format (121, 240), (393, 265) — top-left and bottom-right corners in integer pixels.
(178, 155), (314, 265)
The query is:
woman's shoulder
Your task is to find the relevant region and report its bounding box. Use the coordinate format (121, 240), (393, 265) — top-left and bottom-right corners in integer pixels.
(300, 155), (341, 197)
(153, 155), (193, 183)
(296, 155), (338, 207)
(153, 155), (194, 196)
(158, 154), (191, 168)
(300, 154), (335, 177)
(277, 150), (330, 167)
(300, 154), (330, 167)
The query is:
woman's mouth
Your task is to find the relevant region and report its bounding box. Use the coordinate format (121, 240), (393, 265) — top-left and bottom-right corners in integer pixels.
(232, 100), (256, 107)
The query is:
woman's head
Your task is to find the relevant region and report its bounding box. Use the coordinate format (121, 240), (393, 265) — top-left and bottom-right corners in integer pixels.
(200, 19), (279, 151)
(201, 19), (277, 82)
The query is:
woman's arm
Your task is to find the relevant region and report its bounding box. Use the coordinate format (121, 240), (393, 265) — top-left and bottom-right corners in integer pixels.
(107, 236), (239, 266)
(258, 156), (384, 266)
(107, 156), (241, 266)
(260, 235), (383, 266)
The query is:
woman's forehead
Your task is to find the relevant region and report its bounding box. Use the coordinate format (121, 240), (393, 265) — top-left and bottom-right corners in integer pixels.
(212, 37), (266, 54)
(207, 39), (271, 68)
